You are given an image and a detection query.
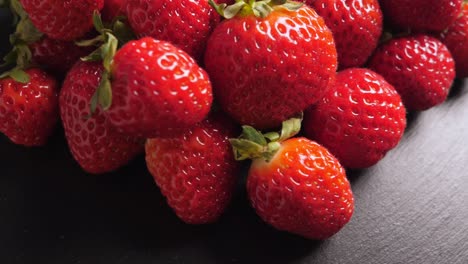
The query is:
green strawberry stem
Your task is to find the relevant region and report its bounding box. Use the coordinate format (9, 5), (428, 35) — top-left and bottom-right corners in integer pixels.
(230, 114), (302, 162)
(209, 0), (303, 19)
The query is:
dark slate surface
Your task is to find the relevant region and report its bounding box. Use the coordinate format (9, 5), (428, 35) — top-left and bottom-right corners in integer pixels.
(1, 7), (468, 264)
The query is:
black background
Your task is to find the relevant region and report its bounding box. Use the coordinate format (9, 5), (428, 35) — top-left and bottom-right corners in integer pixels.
(1, 8), (468, 264)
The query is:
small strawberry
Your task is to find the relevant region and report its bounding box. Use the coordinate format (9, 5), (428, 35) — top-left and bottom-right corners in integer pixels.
(125, 0), (220, 61)
(205, 0), (337, 130)
(145, 113), (240, 224)
(60, 61), (143, 174)
(102, 0), (125, 22)
(368, 35), (455, 111)
(104, 37), (212, 138)
(302, 0), (383, 69)
(304, 68), (407, 169)
(439, 3), (468, 78)
(19, 0), (104, 40)
(0, 68), (59, 146)
(379, 0), (463, 32)
(231, 116), (354, 239)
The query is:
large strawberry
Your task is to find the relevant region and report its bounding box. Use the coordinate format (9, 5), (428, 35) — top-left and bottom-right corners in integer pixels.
(103, 37), (212, 138)
(379, 0), (463, 32)
(205, 0), (337, 130)
(368, 35), (455, 111)
(304, 68), (407, 169)
(125, 0), (220, 61)
(439, 3), (468, 78)
(19, 0), (104, 40)
(231, 116), (354, 239)
(60, 61), (143, 174)
(145, 113), (240, 224)
(302, 0), (382, 69)
(0, 68), (58, 146)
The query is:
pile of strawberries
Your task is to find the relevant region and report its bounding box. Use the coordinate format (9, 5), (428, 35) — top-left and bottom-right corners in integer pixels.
(0, 0), (467, 240)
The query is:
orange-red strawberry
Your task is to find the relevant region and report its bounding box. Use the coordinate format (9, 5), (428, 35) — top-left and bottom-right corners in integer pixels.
(125, 0), (220, 61)
(205, 0), (337, 130)
(231, 117), (354, 239)
(380, 0), (463, 32)
(19, 0), (104, 40)
(303, 0), (383, 69)
(0, 68), (59, 146)
(439, 3), (468, 78)
(145, 113), (240, 224)
(105, 37), (213, 138)
(304, 68), (407, 169)
(60, 61), (143, 174)
(368, 35), (455, 111)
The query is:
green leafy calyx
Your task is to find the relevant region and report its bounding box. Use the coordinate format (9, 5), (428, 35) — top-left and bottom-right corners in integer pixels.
(209, 0), (303, 19)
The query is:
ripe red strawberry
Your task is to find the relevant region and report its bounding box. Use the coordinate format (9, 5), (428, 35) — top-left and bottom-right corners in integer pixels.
(30, 37), (93, 75)
(439, 3), (468, 78)
(303, 0), (382, 69)
(231, 117), (354, 239)
(125, 0), (220, 61)
(105, 37), (212, 138)
(60, 61), (143, 174)
(368, 35), (455, 111)
(102, 0), (125, 22)
(145, 113), (240, 224)
(0, 68), (59, 146)
(304, 68), (407, 169)
(19, 0), (104, 40)
(205, 1), (337, 130)
(379, 0), (463, 32)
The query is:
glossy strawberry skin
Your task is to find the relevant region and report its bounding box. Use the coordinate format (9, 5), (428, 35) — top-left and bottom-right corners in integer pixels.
(380, 0), (463, 32)
(145, 114), (240, 224)
(0, 69), (58, 146)
(60, 61), (144, 174)
(304, 68), (407, 169)
(368, 35), (455, 111)
(107, 37), (213, 138)
(204, 6), (337, 130)
(30, 37), (93, 75)
(20, 0), (104, 41)
(248, 137), (354, 240)
(125, 0), (220, 61)
(439, 3), (468, 78)
(305, 0), (382, 69)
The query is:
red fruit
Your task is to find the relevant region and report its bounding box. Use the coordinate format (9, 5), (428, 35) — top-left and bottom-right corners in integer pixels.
(0, 69), (59, 146)
(247, 137), (353, 239)
(107, 37), (212, 138)
(125, 0), (220, 61)
(439, 3), (468, 78)
(30, 37), (93, 75)
(102, 0), (125, 22)
(20, 0), (104, 40)
(303, 0), (382, 69)
(205, 2), (337, 130)
(145, 114), (240, 224)
(304, 68), (407, 169)
(368, 35), (455, 111)
(379, 0), (463, 32)
(60, 61), (143, 174)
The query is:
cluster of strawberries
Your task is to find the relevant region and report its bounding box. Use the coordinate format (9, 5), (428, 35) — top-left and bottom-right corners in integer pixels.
(0, 0), (466, 240)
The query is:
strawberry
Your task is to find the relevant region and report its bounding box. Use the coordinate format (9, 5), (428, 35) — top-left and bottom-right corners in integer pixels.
(368, 35), (455, 111)
(379, 0), (463, 32)
(102, 0), (125, 22)
(145, 113), (240, 224)
(104, 37), (213, 138)
(231, 116), (354, 239)
(19, 0), (104, 40)
(304, 68), (407, 169)
(205, 0), (337, 130)
(125, 0), (220, 61)
(60, 61), (143, 174)
(302, 0), (383, 69)
(439, 3), (468, 78)
(0, 68), (58, 146)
